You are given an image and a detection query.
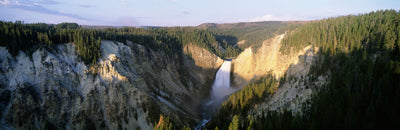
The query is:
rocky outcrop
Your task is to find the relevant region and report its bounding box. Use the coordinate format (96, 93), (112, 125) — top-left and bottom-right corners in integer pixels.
(257, 47), (328, 114)
(232, 34), (286, 87)
(183, 44), (223, 89)
(0, 41), (221, 129)
(184, 44), (223, 70)
(232, 34), (327, 114)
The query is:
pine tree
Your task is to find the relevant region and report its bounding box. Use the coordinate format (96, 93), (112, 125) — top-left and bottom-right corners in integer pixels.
(229, 115), (239, 130)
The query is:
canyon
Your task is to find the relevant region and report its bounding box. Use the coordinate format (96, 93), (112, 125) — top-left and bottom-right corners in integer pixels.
(0, 39), (224, 129)
(0, 32), (326, 129)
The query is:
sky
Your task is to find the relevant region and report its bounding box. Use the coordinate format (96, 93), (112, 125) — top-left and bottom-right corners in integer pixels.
(0, 0), (399, 27)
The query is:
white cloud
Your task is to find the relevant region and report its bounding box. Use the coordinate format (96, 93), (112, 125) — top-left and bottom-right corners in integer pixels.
(0, 0), (91, 22)
(0, 0), (11, 5)
(251, 14), (300, 22)
(1, 0), (38, 6)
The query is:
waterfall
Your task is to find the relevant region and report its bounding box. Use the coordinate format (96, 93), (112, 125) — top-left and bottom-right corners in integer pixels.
(211, 60), (232, 101)
(196, 60), (233, 130)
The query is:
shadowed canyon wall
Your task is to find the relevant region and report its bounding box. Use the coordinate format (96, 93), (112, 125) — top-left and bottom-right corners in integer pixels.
(0, 41), (222, 129)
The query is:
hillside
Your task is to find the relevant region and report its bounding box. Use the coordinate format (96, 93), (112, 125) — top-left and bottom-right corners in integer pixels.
(0, 20), (286, 129)
(0, 21), (231, 129)
(197, 21), (306, 50)
(0, 39), (226, 129)
(206, 9), (400, 130)
(1, 9), (400, 130)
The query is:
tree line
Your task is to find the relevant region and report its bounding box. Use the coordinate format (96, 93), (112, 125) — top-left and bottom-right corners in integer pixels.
(0, 21), (243, 66)
(202, 21), (302, 51)
(206, 9), (400, 130)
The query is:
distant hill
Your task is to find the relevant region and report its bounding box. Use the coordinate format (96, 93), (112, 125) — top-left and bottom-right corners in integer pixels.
(197, 21), (308, 29)
(81, 25), (127, 29)
(197, 21), (307, 50)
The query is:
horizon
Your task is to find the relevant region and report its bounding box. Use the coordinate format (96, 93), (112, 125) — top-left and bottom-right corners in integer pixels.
(1, 20), (311, 28)
(0, 0), (399, 27)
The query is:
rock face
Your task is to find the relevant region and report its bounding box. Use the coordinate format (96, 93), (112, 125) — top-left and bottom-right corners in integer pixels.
(183, 43), (223, 90)
(258, 47), (328, 114)
(232, 34), (327, 114)
(232, 34), (318, 86)
(0, 41), (222, 129)
(232, 34), (286, 87)
(184, 44), (223, 70)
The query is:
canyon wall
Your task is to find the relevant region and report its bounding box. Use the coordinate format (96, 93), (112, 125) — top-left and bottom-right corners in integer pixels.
(0, 41), (222, 129)
(232, 34), (327, 114)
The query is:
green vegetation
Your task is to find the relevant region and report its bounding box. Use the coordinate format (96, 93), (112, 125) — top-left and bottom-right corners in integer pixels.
(200, 21), (303, 51)
(207, 74), (278, 129)
(2, 9), (399, 129)
(207, 9), (400, 129)
(296, 9), (400, 129)
(153, 115), (191, 130)
(0, 21), (245, 66)
(280, 9), (400, 55)
(0, 21), (294, 64)
(0, 21), (102, 65)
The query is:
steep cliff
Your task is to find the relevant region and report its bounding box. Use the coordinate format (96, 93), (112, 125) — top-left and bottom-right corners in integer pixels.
(232, 34), (286, 87)
(256, 46), (328, 114)
(183, 43), (223, 84)
(0, 41), (222, 129)
(232, 34), (327, 114)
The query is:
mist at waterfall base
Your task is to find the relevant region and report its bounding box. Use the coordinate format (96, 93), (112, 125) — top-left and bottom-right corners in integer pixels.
(196, 60), (237, 129)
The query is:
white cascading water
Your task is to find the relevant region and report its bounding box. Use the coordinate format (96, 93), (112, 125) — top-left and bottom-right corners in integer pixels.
(196, 60), (233, 129)
(211, 60), (232, 101)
